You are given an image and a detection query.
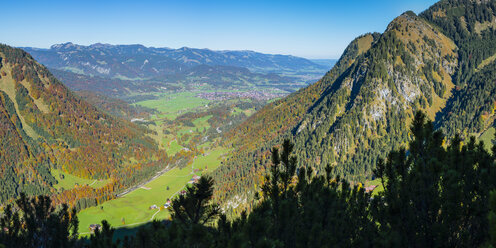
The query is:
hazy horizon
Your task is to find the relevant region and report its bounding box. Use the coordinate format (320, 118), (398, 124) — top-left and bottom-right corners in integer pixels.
(4, 0), (438, 59)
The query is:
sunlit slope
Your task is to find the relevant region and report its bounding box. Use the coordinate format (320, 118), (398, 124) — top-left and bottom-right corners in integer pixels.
(213, 1), (496, 208)
(0, 44), (161, 202)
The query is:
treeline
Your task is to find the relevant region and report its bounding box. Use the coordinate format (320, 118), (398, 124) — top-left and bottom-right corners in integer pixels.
(51, 149), (199, 212)
(421, 0), (496, 85)
(3, 111), (496, 247)
(0, 48), (56, 202)
(439, 61), (496, 138)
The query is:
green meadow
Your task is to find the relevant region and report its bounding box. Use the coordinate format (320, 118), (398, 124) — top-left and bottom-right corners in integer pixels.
(77, 146), (229, 235)
(76, 90), (245, 236)
(364, 178), (384, 197)
(135, 92), (211, 120)
(51, 169), (110, 190)
(479, 127), (495, 153)
(164, 138), (185, 155)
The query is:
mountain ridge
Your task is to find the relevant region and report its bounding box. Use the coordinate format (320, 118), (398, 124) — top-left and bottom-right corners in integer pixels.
(0, 44), (165, 203)
(213, 1), (496, 210)
(22, 43), (325, 96)
(21, 42), (327, 79)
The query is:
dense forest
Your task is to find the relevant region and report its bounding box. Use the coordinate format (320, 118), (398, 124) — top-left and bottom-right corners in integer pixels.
(212, 0), (496, 213)
(420, 0), (496, 137)
(73, 91), (155, 120)
(0, 44), (189, 209)
(2, 112), (496, 248)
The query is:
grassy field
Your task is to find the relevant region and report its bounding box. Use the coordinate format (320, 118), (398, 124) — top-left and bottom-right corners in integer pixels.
(165, 139), (184, 155)
(364, 178), (384, 197)
(479, 127), (495, 152)
(192, 115), (212, 130)
(51, 169), (110, 190)
(135, 92), (210, 120)
(232, 107), (256, 117)
(75, 90), (258, 237)
(138, 92), (213, 156)
(173, 115), (212, 144)
(77, 146), (229, 235)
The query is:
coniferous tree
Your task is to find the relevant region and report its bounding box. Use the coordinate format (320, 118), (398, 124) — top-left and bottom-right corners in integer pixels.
(0, 193), (80, 248)
(373, 111), (496, 248)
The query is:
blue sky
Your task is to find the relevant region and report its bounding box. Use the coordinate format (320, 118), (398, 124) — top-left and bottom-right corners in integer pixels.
(3, 0), (438, 59)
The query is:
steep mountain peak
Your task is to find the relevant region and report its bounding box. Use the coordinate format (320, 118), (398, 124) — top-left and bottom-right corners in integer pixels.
(386, 11), (418, 31)
(330, 32), (380, 72)
(386, 9), (457, 59)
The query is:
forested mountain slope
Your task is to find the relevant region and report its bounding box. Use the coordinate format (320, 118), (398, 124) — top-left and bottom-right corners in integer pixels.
(420, 0), (496, 137)
(73, 91), (154, 120)
(215, 32), (382, 206)
(0, 44), (163, 203)
(213, 0), (496, 210)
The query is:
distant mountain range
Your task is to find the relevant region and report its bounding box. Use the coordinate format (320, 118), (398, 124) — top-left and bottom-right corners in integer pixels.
(310, 59), (338, 68)
(22, 43), (329, 95)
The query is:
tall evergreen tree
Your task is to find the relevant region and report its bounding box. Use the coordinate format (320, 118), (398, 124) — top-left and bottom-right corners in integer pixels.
(0, 193), (79, 248)
(373, 111), (496, 248)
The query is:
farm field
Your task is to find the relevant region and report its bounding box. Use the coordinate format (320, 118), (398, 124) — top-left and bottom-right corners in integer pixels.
(136, 92), (215, 155)
(73, 89), (264, 237)
(77, 146), (229, 235)
(163, 138), (184, 155)
(135, 92), (211, 120)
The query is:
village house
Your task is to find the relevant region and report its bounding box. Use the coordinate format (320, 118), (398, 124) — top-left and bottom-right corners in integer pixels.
(188, 175), (201, 184)
(365, 185), (377, 193)
(164, 199), (172, 208)
(89, 224), (101, 232)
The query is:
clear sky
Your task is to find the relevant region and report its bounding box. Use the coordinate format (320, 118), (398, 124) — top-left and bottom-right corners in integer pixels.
(3, 0), (438, 59)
